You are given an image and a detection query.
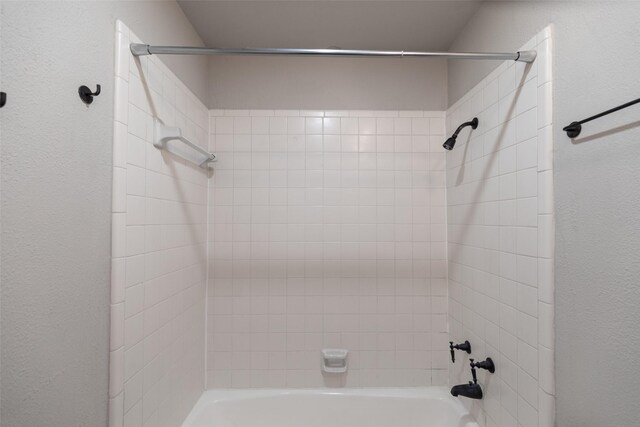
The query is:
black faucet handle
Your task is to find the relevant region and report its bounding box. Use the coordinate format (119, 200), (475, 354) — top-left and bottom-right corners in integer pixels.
(471, 357), (496, 374)
(469, 359), (478, 384)
(449, 340), (471, 363)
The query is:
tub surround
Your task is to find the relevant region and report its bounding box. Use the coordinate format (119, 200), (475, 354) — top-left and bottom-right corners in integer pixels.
(110, 22), (208, 427)
(109, 19), (554, 427)
(446, 28), (554, 427)
(207, 109), (449, 388)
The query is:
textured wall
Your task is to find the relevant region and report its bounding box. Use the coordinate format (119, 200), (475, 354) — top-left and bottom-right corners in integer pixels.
(447, 29), (554, 427)
(208, 57), (448, 111)
(448, 2), (640, 425)
(0, 2), (207, 426)
(207, 109), (449, 388)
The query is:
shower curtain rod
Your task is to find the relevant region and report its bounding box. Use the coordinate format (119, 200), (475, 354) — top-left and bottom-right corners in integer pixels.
(130, 43), (537, 63)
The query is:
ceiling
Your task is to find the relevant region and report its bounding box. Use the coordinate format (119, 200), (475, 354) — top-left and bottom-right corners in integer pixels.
(177, 1), (483, 52)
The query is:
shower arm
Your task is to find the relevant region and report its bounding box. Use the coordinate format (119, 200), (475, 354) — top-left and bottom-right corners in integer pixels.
(452, 118), (479, 138)
(130, 44), (537, 63)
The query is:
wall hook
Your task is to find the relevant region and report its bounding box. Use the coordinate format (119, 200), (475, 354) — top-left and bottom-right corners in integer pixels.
(0, 92), (6, 108)
(78, 84), (101, 105)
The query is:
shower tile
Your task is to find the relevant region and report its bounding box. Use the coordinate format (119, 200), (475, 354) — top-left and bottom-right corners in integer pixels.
(538, 389), (555, 427)
(375, 118), (394, 135)
(304, 117), (322, 134)
(234, 117), (252, 134)
(518, 396), (538, 427)
(538, 346), (555, 394)
(111, 303), (125, 352)
(358, 117), (376, 135)
(323, 117), (340, 134)
(215, 117), (234, 134)
(111, 259), (126, 305)
(122, 400), (142, 427)
(324, 110), (350, 118)
(446, 28), (554, 427)
(398, 111), (423, 118)
(537, 126), (553, 172)
(517, 311), (538, 348)
(391, 119), (410, 136)
(498, 65), (516, 99)
(109, 394), (124, 427)
(538, 303), (554, 350)
(516, 137), (538, 171)
(301, 110), (324, 117)
(537, 82), (553, 127)
(516, 107), (538, 143)
(537, 215), (554, 258)
(206, 108), (447, 388)
(268, 117), (286, 134)
(111, 23), (208, 427)
(516, 168), (538, 198)
(124, 313), (144, 348)
(536, 38), (553, 85)
(251, 117), (269, 134)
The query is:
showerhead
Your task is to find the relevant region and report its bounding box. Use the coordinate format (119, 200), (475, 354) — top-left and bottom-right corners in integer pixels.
(443, 136), (457, 151)
(443, 117), (479, 151)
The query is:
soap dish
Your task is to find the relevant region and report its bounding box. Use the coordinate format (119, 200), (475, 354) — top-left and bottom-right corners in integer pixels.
(321, 349), (348, 373)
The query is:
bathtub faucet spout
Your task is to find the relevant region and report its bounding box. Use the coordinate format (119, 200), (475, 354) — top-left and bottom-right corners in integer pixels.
(450, 382), (483, 399)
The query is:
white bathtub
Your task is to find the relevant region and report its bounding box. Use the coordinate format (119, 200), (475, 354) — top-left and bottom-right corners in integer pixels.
(181, 387), (479, 427)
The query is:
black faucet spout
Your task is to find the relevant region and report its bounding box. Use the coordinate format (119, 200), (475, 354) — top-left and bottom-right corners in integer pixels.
(450, 382), (483, 399)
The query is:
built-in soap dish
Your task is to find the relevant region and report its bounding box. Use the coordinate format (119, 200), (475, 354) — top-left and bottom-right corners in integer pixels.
(322, 349), (348, 373)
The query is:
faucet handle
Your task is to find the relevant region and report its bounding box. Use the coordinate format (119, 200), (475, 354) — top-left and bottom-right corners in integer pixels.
(457, 340), (472, 354)
(469, 359), (478, 384)
(471, 357), (496, 374)
(449, 340), (471, 363)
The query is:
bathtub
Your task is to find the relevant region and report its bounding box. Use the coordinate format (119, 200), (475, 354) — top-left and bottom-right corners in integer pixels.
(181, 387), (479, 427)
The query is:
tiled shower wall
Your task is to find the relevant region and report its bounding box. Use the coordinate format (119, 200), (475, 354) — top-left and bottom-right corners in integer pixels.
(446, 28), (554, 427)
(109, 22), (207, 427)
(108, 19), (556, 427)
(207, 110), (449, 388)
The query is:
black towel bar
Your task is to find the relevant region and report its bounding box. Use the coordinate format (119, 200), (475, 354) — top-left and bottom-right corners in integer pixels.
(563, 97), (640, 138)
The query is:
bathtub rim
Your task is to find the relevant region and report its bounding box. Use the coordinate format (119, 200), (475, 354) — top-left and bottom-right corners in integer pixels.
(181, 386), (477, 427)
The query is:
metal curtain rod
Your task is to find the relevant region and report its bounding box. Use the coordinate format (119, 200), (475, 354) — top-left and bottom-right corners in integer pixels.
(130, 43), (537, 63)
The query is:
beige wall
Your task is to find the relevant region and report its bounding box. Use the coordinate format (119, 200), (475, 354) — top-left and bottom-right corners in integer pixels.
(448, 2), (640, 425)
(208, 56), (448, 110)
(0, 2), (206, 426)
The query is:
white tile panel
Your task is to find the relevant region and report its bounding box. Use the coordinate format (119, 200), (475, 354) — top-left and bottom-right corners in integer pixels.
(446, 27), (554, 427)
(109, 21), (207, 427)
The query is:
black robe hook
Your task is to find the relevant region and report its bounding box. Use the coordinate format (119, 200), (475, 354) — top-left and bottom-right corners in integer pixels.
(78, 84), (101, 105)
